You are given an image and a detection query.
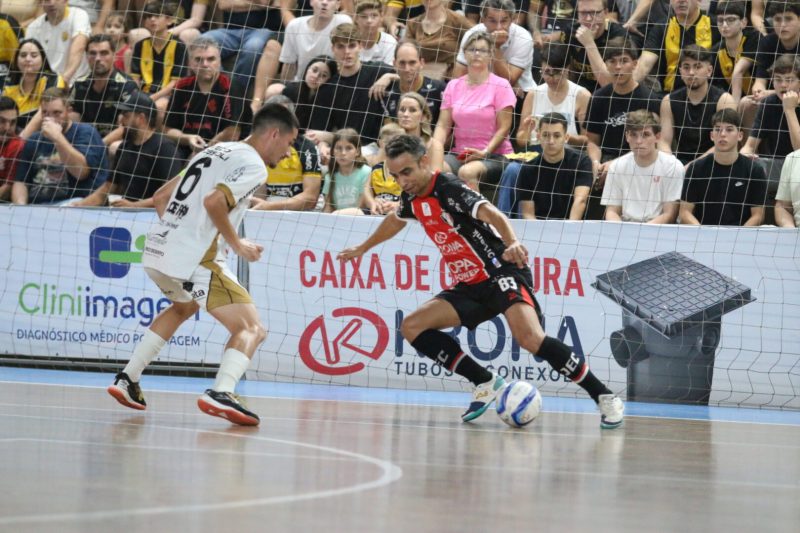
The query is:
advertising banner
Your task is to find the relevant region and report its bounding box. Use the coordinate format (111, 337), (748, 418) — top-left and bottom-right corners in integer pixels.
(0, 207), (228, 364)
(1, 207), (798, 409)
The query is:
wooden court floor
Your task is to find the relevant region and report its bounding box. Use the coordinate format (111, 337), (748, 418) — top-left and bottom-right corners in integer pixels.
(0, 380), (798, 533)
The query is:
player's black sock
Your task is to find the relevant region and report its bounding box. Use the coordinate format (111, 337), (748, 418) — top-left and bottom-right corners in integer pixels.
(411, 329), (492, 386)
(538, 336), (611, 402)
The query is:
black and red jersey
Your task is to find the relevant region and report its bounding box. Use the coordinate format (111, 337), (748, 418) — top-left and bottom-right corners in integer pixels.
(397, 171), (510, 285)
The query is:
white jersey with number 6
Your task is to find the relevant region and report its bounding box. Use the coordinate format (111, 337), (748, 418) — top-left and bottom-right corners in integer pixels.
(142, 142), (267, 280)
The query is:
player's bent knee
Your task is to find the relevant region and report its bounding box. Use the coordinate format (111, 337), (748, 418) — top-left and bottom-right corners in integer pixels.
(515, 329), (545, 354)
(400, 316), (424, 342)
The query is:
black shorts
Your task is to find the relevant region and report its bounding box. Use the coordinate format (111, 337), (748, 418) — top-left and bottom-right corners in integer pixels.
(436, 266), (543, 330)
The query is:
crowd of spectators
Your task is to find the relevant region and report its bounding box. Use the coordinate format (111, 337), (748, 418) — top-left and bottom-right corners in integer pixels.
(0, 0), (799, 228)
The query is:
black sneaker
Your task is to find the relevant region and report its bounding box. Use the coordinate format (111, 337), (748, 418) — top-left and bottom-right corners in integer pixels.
(107, 372), (146, 410)
(197, 389), (260, 426)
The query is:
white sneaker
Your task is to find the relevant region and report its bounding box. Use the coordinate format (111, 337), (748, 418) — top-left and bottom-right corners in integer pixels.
(598, 394), (624, 429)
(462, 373), (506, 422)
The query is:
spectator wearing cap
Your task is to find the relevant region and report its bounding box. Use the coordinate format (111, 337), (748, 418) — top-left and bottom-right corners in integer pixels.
(74, 91), (183, 207)
(11, 87), (108, 205)
(70, 34), (139, 145)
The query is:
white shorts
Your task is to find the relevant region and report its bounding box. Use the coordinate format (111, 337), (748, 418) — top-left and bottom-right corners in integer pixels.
(145, 258), (252, 312)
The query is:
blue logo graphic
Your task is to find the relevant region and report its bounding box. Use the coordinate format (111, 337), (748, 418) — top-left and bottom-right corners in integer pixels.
(89, 227), (144, 278)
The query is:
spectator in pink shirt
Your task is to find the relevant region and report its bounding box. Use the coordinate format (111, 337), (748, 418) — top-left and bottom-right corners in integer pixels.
(433, 30), (515, 198)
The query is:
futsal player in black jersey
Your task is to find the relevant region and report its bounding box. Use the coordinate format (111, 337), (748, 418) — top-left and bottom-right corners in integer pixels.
(338, 135), (625, 428)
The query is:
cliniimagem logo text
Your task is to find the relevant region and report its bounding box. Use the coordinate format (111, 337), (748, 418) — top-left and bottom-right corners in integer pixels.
(17, 227), (193, 327)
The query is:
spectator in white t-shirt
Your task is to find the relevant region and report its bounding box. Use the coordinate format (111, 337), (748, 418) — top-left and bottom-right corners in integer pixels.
(452, 0), (534, 94)
(252, 0), (351, 107)
(775, 148), (800, 228)
(355, 0), (396, 66)
(26, 0), (91, 85)
(601, 109), (685, 223)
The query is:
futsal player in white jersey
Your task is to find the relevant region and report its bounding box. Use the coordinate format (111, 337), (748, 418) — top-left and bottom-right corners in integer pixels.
(108, 103), (299, 426)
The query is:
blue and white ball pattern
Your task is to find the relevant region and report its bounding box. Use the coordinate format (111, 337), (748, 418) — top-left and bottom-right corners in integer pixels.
(496, 381), (542, 428)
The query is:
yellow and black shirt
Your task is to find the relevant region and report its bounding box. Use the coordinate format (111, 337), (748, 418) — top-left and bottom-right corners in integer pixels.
(265, 136), (321, 199)
(2, 72), (65, 127)
(369, 162), (402, 202)
(644, 10), (719, 93)
(131, 34), (188, 94)
(713, 27), (760, 96)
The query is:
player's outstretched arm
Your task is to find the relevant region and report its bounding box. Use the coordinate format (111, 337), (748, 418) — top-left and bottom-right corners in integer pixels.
(475, 202), (529, 268)
(204, 190), (264, 262)
(338, 212), (407, 261)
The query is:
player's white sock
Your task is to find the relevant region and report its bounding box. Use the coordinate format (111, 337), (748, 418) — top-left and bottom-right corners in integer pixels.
(123, 329), (167, 382)
(213, 349), (251, 393)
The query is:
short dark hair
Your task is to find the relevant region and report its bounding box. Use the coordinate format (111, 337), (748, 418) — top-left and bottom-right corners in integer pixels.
(766, 0), (800, 18)
(716, 0), (747, 19)
(679, 44), (714, 65)
(385, 134), (428, 160)
(711, 108), (742, 129)
(542, 43), (570, 70)
(770, 54), (800, 76)
(143, 0), (178, 16)
(252, 102), (300, 134)
(538, 112), (568, 131)
(0, 96), (18, 115)
(603, 37), (640, 61)
(86, 34), (114, 52)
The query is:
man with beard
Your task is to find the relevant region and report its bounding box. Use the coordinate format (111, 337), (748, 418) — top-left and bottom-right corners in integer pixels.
(11, 87), (108, 204)
(369, 41), (445, 125)
(659, 45), (736, 164)
(70, 34), (139, 144)
(165, 36), (247, 162)
(73, 91), (182, 206)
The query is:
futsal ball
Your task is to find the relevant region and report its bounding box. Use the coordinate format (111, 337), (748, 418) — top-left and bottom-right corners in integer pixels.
(496, 381), (542, 428)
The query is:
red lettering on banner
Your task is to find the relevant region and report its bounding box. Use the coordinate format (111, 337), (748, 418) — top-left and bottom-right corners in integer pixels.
(300, 248), (584, 296)
(320, 252), (338, 287)
(367, 255), (386, 289)
(531, 257), (584, 296)
(348, 256), (365, 289)
(415, 255), (430, 291)
(300, 250), (317, 287)
(564, 259), (583, 296)
(544, 257), (561, 295)
(395, 255), (412, 290)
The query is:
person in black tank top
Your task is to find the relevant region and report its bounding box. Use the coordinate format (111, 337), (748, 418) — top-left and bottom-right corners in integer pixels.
(338, 134), (626, 429)
(659, 45), (736, 165)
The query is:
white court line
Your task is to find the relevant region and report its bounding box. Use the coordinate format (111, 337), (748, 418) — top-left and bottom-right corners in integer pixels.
(0, 414), (403, 526)
(1, 398), (799, 450)
(2, 377), (799, 428)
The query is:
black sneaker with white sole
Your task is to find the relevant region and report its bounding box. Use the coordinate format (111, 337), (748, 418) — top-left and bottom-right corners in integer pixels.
(197, 389), (260, 426)
(107, 372), (146, 410)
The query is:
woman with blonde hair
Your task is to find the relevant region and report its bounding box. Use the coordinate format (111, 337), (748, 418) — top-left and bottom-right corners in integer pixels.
(433, 31), (515, 197)
(396, 91), (445, 170)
